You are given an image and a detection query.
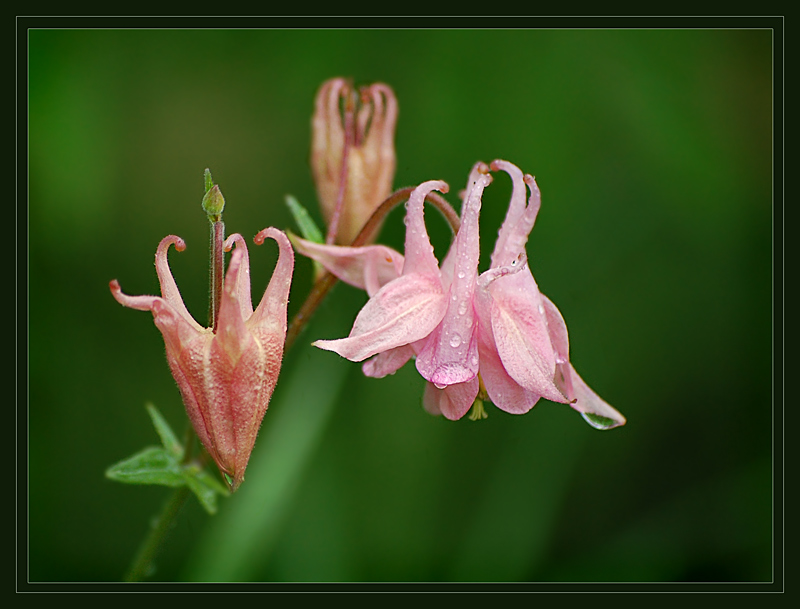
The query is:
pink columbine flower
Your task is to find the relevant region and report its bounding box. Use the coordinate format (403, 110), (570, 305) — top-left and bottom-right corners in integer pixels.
(309, 160), (625, 428)
(311, 77), (398, 245)
(109, 228), (295, 490)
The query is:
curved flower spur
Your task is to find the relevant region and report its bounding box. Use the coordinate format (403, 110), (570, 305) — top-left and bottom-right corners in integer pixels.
(110, 227), (295, 490)
(308, 160), (625, 429)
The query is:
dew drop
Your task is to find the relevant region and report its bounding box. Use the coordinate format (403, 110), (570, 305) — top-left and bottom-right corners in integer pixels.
(457, 271), (466, 279)
(538, 303), (545, 315)
(434, 382), (447, 390)
(458, 301), (468, 315)
(581, 412), (622, 430)
(449, 334), (462, 348)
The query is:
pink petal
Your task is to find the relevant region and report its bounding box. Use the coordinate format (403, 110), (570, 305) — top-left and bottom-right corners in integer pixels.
(361, 83), (398, 154)
(415, 164), (490, 387)
(290, 236), (403, 297)
(540, 294), (573, 397)
(489, 160), (528, 266)
(415, 318), (479, 386)
(438, 241), (457, 290)
(223, 233), (254, 320)
(489, 268), (566, 404)
(159, 327), (216, 467)
(422, 378), (480, 421)
(314, 272), (447, 362)
(153, 235), (205, 332)
(109, 280), (161, 313)
(214, 246), (255, 364)
(249, 228), (295, 333)
(541, 295), (625, 429)
(311, 79), (347, 232)
(401, 180), (449, 277)
(362, 344), (415, 378)
(489, 161), (542, 268)
(564, 364), (627, 430)
(109, 280), (206, 358)
(475, 313), (541, 415)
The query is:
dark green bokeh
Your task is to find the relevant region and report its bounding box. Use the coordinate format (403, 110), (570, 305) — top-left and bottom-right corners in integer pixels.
(28, 29), (773, 582)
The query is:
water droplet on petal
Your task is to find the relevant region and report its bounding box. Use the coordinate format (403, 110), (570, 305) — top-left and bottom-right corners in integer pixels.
(449, 334), (462, 348)
(581, 412), (623, 430)
(458, 301), (468, 315)
(537, 303), (545, 315)
(457, 271), (466, 279)
(434, 382), (447, 390)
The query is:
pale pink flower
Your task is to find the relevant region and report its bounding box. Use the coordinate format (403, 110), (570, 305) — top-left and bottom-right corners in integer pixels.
(307, 160), (625, 428)
(311, 77), (398, 245)
(290, 237), (404, 298)
(470, 161), (625, 429)
(109, 228), (295, 490)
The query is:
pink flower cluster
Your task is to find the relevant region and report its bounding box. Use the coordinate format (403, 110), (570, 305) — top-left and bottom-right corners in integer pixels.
(110, 77), (624, 495)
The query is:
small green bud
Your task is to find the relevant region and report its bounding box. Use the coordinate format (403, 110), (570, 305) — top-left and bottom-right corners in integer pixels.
(204, 168), (214, 193)
(202, 184), (225, 221)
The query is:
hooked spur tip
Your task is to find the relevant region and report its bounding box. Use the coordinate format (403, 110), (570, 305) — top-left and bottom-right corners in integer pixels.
(254, 227), (292, 254)
(223, 233), (246, 252)
(158, 234), (186, 252)
(108, 279), (125, 303)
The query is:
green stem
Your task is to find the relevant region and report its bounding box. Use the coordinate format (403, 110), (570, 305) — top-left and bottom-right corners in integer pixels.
(124, 486), (191, 582)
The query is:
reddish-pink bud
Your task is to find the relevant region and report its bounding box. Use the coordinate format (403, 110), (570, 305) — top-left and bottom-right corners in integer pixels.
(311, 77), (398, 245)
(110, 228), (295, 490)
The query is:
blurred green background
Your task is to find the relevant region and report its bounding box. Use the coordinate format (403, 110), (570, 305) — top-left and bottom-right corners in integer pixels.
(28, 28), (773, 583)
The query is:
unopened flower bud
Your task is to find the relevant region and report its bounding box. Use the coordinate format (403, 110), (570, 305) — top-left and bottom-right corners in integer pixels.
(110, 228), (295, 490)
(311, 77), (398, 245)
(202, 184), (226, 220)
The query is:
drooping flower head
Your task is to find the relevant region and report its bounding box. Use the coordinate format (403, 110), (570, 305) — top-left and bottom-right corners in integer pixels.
(311, 77), (398, 245)
(472, 161), (624, 429)
(306, 159), (625, 429)
(109, 228), (295, 490)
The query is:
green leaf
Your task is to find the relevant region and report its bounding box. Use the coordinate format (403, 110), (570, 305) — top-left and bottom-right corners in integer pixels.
(105, 446), (185, 487)
(106, 403), (229, 514)
(285, 195), (324, 244)
(146, 402), (183, 457)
